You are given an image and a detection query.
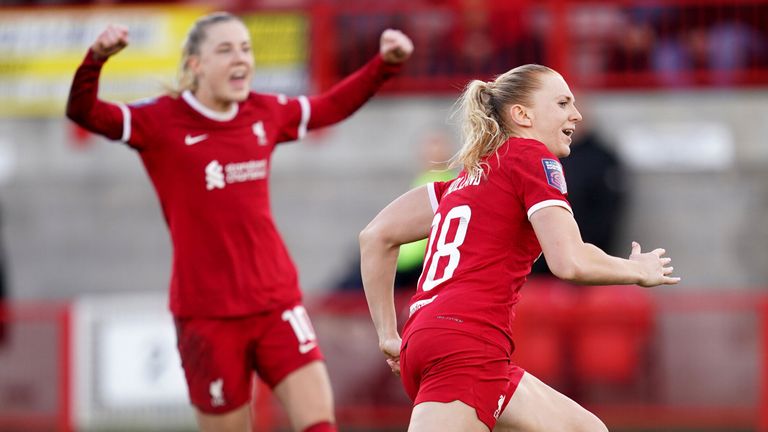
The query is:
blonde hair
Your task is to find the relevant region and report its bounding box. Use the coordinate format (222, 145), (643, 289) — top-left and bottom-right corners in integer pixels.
(452, 64), (557, 177)
(170, 12), (243, 97)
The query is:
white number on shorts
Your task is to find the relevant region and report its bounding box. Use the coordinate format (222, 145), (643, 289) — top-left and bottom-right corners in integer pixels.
(421, 204), (472, 291)
(281, 305), (317, 353)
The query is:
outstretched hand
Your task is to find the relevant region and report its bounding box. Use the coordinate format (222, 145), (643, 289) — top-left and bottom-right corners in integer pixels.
(629, 241), (681, 287)
(379, 29), (414, 64)
(91, 24), (129, 60)
(379, 336), (402, 376)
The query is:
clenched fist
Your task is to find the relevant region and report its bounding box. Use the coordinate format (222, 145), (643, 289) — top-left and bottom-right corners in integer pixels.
(379, 29), (414, 64)
(91, 24), (129, 60)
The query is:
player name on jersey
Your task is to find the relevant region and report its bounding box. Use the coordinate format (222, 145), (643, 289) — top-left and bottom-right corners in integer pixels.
(446, 171), (482, 195)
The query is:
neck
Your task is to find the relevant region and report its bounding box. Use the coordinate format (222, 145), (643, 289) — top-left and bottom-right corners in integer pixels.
(182, 90), (239, 122)
(510, 129), (537, 141)
(193, 91), (232, 113)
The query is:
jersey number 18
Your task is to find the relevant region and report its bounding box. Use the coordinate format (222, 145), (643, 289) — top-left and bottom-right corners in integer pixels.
(421, 204), (471, 291)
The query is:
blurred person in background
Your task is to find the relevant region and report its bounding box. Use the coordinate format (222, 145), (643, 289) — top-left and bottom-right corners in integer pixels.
(359, 64), (679, 432)
(336, 129), (457, 292)
(526, 101), (628, 401)
(66, 11), (412, 432)
(394, 130), (458, 289)
(435, 0), (541, 77)
(530, 103), (626, 276)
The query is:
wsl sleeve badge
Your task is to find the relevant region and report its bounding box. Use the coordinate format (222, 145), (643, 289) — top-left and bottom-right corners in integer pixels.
(541, 159), (568, 194)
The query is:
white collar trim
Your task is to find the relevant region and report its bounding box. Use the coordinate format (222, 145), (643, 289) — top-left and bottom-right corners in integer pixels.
(182, 90), (239, 122)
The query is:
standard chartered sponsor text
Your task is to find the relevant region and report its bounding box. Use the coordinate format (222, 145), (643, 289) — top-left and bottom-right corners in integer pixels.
(225, 160), (267, 183)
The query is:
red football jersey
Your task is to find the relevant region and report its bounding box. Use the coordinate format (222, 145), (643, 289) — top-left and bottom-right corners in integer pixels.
(67, 50), (401, 318)
(402, 138), (572, 351)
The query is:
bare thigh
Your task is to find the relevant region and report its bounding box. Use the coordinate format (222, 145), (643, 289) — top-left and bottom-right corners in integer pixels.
(409, 400), (489, 432)
(195, 403), (250, 432)
(494, 372), (608, 432)
(272, 360), (335, 431)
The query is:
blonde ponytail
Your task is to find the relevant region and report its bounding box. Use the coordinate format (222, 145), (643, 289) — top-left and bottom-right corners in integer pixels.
(451, 64), (557, 177)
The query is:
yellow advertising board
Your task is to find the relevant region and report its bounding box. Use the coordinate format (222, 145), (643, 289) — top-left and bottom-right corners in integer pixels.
(0, 6), (308, 118)
(244, 12), (308, 67)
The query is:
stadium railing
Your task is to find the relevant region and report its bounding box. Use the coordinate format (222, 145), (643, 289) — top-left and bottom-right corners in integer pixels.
(0, 302), (71, 432)
(298, 0), (768, 93)
(1, 287), (767, 431)
(251, 285), (768, 432)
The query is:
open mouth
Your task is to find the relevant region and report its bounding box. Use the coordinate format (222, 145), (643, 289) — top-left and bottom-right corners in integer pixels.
(562, 128), (574, 137)
(230, 69), (247, 79)
(229, 70), (249, 86)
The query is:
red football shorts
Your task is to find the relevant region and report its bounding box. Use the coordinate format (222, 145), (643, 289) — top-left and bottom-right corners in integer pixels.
(400, 328), (525, 430)
(175, 301), (324, 414)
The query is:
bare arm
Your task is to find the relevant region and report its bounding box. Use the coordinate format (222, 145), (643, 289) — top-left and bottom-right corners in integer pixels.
(530, 206), (680, 286)
(359, 185), (433, 374)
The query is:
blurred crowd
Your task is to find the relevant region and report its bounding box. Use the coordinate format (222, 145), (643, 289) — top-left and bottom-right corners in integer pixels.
(331, 1), (768, 87)
(604, 5), (768, 86)
(3, 0), (766, 88)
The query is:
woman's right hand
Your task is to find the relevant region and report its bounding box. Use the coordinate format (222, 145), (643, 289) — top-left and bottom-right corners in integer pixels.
(91, 24), (129, 60)
(379, 335), (403, 376)
(629, 241), (681, 287)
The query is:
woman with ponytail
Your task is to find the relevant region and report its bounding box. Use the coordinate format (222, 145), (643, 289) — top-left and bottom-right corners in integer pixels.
(66, 11), (412, 432)
(360, 65), (678, 432)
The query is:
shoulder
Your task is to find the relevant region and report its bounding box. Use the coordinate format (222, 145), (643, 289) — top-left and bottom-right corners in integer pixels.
(239, 93), (300, 121)
(245, 92), (294, 107)
(493, 137), (555, 171)
(126, 94), (178, 112)
(507, 137), (553, 159)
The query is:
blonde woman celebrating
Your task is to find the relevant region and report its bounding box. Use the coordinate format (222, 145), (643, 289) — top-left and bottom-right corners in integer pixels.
(360, 64), (678, 432)
(67, 11), (412, 432)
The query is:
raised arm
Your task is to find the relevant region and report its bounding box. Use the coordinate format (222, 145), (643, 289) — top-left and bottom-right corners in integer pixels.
(530, 206), (680, 287)
(359, 185), (433, 374)
(65, 25), (129, 140)
(307, 29), (413, 129)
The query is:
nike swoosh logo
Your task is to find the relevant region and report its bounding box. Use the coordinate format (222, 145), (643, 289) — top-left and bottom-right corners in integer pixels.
(299, 342), (317, 354)
(185, 134), (209, 145)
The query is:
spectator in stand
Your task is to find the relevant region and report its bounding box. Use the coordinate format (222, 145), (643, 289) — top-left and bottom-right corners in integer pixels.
(604, 16), (655, 73)
(66, 12), (412, 432)
(359, 64), (679, 432)
(433, 0), (540, 78)
(707, 17), (767, 85)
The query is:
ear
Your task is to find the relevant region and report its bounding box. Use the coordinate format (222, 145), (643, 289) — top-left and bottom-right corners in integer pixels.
(186, 55), (201, 75)
(508, 104), (532, 128)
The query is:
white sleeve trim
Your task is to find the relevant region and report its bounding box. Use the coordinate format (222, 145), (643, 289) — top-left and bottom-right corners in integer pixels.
(427, 183), (439, 212)
(297, 95), (310, 140)
(527, 199), (572, 220)
(116, 102), (131, 142)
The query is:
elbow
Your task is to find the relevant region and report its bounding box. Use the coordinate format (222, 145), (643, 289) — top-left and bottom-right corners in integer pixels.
(65, 101), (83, 125)
(359, 220), (399, 256)
(359, 222), (386, 252)
(547, 257), (586, 283)
(65, 105), (77, 123)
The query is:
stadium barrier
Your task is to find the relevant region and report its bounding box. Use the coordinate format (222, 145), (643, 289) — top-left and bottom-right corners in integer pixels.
(0, 302), (71, 432)
(1, 286), (767, 431)
(301, 0), (768, 93)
